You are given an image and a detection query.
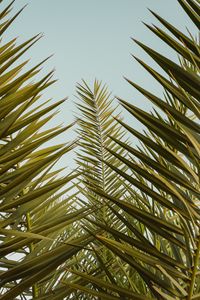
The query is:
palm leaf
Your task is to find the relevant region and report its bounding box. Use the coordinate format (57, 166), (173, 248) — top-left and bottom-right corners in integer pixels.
(0, 2), (89, 299)
(81, 1), (200, 299)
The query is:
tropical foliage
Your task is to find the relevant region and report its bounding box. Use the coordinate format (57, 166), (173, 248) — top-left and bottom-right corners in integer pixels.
(0, 2), (92, 299)
(68, 0), (200, 299)
(0, 0), (200, 300)
(68, 80), (134, 299)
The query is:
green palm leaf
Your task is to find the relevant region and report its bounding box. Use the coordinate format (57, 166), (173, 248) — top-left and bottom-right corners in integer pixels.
(0, 2), (90, 299)
(80, 1), (200, 299)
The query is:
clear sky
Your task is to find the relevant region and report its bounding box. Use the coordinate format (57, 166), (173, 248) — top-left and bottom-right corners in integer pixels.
(3, 0), (196, 169)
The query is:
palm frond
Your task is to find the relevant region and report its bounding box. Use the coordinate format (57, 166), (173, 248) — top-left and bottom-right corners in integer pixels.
(79, 1), (200, 299)
(0, 2), (90, 299)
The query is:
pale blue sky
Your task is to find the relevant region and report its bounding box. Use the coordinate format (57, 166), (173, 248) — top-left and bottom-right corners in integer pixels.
(3, 0), (196, 169)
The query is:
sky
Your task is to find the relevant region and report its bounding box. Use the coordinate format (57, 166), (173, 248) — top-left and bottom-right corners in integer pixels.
(3, 0), (196, 169)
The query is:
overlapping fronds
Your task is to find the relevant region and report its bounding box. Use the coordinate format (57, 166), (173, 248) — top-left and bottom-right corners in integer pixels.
(58, 80), (135, 299)
(0, 2), (91, 299)
(74, 1), (200, 299)
(1, 0), (200, 299)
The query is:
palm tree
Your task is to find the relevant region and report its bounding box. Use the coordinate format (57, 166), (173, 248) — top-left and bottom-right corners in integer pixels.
(72, 0), (200, 299)
(0, 2), (92, 299)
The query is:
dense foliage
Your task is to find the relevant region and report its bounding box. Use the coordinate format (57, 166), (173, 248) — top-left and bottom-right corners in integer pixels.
(0, 0), (199, 299)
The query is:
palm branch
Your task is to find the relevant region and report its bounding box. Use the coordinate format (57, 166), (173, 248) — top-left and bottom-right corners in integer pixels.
(60, 79), (135, 299)
(0, 2), (92, 299)
(73, 1), (200, 299)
